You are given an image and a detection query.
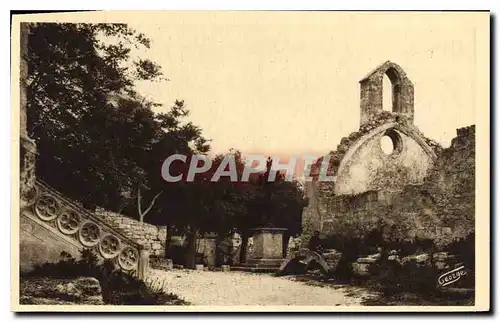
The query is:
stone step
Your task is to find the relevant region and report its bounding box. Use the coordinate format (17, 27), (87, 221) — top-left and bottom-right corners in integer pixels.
(245, 258), (285, 267)
(230, 266), (280, 273)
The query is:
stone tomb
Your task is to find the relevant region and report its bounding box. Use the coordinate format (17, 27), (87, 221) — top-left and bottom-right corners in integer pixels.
(245, 228), (287, 268)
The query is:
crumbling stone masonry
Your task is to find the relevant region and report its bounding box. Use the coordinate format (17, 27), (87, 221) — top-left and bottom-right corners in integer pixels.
(302, 61), (475, 246)
(360, 61), (415, 125)
(94, 210), (167, 257)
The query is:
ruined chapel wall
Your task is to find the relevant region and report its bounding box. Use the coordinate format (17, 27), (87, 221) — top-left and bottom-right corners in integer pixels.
(301, 118), (438, 243)
(360, 61), (415, 125)
(320, 125), (475, 245)
(424, 125), (475, 196)
(334, 128), (434, 195)
(301, 61), (473, 247)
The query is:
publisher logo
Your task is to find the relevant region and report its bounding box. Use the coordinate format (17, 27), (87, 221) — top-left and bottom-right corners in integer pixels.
(438, 266), (467, 287)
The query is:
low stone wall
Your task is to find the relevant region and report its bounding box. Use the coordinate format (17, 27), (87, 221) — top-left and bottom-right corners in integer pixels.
(95, 210), (167, 257)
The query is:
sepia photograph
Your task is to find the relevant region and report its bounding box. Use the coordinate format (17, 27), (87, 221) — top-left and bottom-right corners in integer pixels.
(10, 11), (490, 312)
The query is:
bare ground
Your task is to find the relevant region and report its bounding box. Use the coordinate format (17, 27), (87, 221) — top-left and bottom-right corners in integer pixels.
(147, 269), (376, 306)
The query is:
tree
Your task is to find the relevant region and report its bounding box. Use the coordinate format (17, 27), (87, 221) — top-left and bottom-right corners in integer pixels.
(26, 23), (210, 215)
(166, 152), (306, 265)
(26, 23), (305, 269)
(136, 184), (163, 223)
(237, 158), (306, 262)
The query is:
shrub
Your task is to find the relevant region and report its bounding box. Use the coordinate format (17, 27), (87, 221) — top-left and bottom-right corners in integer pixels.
(23, 250), (189, 305)
(327, 230), (474, 300)
(366, 238), (474, 298)
(167, 245), (186, 266)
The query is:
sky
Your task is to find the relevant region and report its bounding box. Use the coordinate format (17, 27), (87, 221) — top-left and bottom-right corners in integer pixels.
(124, 12), (483, 159)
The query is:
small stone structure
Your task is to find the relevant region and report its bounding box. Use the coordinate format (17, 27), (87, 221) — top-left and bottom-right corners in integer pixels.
(197, 235), (217, 267)
(302, 61), (475, 245)
(245, 228), (287, 267)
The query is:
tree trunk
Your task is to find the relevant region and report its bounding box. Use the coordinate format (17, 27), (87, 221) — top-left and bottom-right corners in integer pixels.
(185, 228), (198, 269)
(239, 231), (250, 264)
(165, 226), (173, 259)
(137, 186), (162, 223)
(283, 231), (291, 257)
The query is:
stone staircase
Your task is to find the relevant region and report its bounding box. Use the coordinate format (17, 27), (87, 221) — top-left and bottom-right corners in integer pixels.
(20, 180), (149, 279)
(17, 24), (148, 281)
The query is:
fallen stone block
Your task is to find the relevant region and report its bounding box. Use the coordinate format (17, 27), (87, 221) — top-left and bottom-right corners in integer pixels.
(278, 248), (340, 276)
(357, 257), (378, 264)
(20, 277), (103, 305)
(352, 262), (371, 277)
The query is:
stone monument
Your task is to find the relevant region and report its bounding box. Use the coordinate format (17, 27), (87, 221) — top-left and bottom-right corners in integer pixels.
(245, 227), (287, 268)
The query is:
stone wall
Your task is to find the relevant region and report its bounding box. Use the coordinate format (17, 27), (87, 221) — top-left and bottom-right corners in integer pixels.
(19, 22), (37, 198)
(301, 112), (441, 242)
(334, 125), (434, 195)
(301, 62), (473, 248)
(95, 210), (167, 257)
(319, 125), (475, 246)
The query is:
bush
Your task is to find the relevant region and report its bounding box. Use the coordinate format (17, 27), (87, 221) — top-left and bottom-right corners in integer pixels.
(23, 250), (189, 305)
(367, 243), (473, 299)
(326, 230), (474, 300)
(167, 245), (186, 266)
(378, 257), (438, 296)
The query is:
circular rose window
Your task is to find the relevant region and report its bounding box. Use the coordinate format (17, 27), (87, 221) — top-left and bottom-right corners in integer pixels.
(380, 129), (403, 156)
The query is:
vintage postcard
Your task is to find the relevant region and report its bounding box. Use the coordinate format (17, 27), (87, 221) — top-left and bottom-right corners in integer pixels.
(10, 11), (490, 312)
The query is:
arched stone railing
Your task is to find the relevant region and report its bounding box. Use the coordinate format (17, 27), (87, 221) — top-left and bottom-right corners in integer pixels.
(20, 180), (149, 279)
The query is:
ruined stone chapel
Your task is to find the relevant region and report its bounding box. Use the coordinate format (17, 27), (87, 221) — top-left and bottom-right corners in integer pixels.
(301, 61), (475, 246)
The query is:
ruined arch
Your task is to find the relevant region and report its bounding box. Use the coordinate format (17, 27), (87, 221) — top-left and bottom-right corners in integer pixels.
(385, 66), (402, 113)
(334, 123), (436, 195)
(359, 61), (414, 125)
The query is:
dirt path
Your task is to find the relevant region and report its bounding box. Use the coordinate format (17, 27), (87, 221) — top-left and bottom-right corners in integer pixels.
(147, 269), (371, 306)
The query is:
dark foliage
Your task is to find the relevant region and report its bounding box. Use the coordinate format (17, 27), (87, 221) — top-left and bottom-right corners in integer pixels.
(23, 250), (188, 305)
(26, 22), (209, 217)
(26, 23), (305, 269)
(324, 229), (474, 301)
